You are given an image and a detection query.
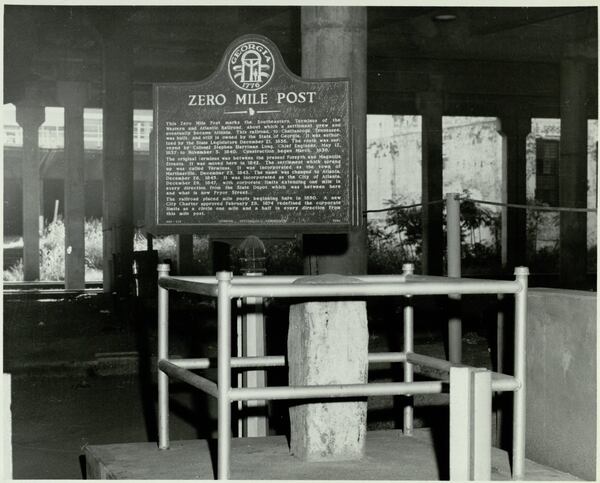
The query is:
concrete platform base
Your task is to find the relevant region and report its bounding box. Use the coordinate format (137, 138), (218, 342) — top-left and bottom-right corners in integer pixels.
(85, 429), (579, 480)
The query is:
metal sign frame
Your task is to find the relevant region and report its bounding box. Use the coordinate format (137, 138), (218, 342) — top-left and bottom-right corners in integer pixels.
(147, 34), (355, 237)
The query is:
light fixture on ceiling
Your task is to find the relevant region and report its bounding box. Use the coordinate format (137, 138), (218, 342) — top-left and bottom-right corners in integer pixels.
(432, 12), (457, 22)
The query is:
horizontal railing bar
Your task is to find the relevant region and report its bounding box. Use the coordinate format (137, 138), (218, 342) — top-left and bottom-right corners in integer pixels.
(162, 274), (410, 285)
(158, 359), (218, 397)
(170, 352), (408, 370)
(407, 353), (520, 391)
(172, 356), (286, 370)
(159, 275), (520, 299)
(158, 278), (218, 297)
(229, 381), (444, 402)
(164, 352), (516, 396)
(228, 280), (521, 299)
(405, 274), (507, 284)
(171, 275), (300, 284)
(491, 376), (520, 392)
(168, 274), (510, 286)
(368, 352), (408, 363)
(407, 352), (457, 371)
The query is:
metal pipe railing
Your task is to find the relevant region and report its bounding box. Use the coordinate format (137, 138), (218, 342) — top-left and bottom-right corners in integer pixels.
(155, 266), (528, 481)
(402, 263), (415, 436)
(229, 380), (444, 402)
(159, 276), (218, 296)
(491, 374), (521, 392)
(171, 352), (408, 371)
(367, 352), (407, 364)
(406, 352), (520, 392)
(173, 355), (285, 370)
(157, 263), (170, 450)
(158, 360), (218, 398)
(169, 274), (409, 284)
(446, 193), (463, 364)
(512, 267), (529, 479)
(164, 272), (508, 288)
(226, 280), (521, 299)
(216, 271), (232, 480)
(159, 276), (520, 298)
(405, 273), (504, 284)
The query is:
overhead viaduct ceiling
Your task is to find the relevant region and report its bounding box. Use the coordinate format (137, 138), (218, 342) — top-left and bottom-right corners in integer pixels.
(3, 5), (598, 118)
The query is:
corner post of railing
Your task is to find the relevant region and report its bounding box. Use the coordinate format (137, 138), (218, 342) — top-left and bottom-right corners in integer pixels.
(402, 262), (415, 436)
(446, 192), (462, 364)
(157, 263), (171, 450)
(512, 266), (529, 480)
(217, 271), (233, 480)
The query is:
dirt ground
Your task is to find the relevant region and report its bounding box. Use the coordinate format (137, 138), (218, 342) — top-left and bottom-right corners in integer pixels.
(4, 290), (497, 479)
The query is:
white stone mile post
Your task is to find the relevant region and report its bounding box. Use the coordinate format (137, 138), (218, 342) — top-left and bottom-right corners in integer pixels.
(287, 274), (368, 461)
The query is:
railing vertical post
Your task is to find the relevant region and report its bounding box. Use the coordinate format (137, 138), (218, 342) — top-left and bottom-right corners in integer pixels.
(402, 263), (414, 436)
(495, 292), (505, 447)
(217, 271), (233, 480)
(157, 263), (170, 450)
(512, 267), (529, 480)
(446, 192), (462, 364)
(236, 299), (243, 437)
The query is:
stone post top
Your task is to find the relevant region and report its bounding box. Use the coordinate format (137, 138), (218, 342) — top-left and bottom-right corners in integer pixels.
(514, 266), (529, 276)
(292, 274), (363, 284)
(157, 263), (170, 273)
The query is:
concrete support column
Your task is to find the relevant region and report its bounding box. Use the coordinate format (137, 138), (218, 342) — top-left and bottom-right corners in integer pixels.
(57, 81), (88, 289)
(16, 101), (45, 281)
(417, 88), (444, 275)
(102, 32), (134, 294)
(301, 6), (367, 275)
(498, 114), (530, 272)
(559, 59), (588, 289)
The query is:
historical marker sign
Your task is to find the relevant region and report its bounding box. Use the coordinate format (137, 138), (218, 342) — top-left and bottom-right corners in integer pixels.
(149, 34), (354, 235)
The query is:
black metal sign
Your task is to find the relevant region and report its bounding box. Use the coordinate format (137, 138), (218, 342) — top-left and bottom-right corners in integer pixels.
(150, 34), (353, 235)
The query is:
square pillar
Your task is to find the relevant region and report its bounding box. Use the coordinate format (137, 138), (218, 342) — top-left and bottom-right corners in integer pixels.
(417, 87), (444, 276)
(15, 101), (45, 281)
(498, 114), (530, 271)
(101, 31), (134, 294)
(301, 7), (367, 275)
(559, 59), (588, 288)
(57, 81), (89, 290)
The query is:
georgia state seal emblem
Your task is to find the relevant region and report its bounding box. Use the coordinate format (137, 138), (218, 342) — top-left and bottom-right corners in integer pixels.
(228, 40), (275, 91)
